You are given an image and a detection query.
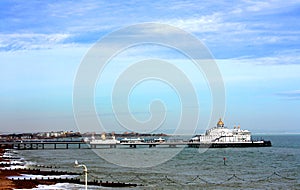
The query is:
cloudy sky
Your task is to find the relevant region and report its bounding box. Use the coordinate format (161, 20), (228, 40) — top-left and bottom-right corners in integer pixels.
(1, 0), (300, 134)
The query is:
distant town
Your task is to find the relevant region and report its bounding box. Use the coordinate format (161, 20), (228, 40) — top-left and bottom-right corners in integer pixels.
(0, 131), (168, 141)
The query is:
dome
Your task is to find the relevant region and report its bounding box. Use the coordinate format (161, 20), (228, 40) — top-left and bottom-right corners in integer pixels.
(217, 118), (224, 127)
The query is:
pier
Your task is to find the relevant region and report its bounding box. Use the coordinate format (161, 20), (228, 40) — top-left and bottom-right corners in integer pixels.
(0, 139), (271, 150)
(1, 140), (190, 150)
(1, 141), (87, 150)
(117, 142), (188, 148)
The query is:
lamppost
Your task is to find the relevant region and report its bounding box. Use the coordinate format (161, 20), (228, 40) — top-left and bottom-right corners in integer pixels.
(74, 160), (87, 190)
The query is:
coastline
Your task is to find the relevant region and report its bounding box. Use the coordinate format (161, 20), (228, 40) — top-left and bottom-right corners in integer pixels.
(0, 148), (18, 189)
(0, 147), (138, 189)
(0, 148), (58, 189)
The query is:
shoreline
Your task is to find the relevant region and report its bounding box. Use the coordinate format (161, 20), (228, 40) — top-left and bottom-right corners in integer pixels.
(0, 148), (19, 189)
(0, 148), (58, 189)
(0, 147), (137, 189)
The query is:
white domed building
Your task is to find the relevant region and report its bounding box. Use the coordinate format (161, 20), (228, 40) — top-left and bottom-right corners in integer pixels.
(190, 119), (255, 144)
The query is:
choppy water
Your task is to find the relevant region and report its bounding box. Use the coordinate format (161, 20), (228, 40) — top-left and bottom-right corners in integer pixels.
(18, 135), (300, 189)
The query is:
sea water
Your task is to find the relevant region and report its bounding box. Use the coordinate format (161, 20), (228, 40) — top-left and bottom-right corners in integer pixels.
(17, 135), (300, 189)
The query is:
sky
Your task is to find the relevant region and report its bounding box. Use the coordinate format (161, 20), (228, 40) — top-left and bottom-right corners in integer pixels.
(0, 0), (300, 134)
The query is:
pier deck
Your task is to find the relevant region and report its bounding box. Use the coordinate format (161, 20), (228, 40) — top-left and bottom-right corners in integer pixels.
(0, 140), (271, 150)
(1, 141), (87, 150)
(1, 141), (189, 150)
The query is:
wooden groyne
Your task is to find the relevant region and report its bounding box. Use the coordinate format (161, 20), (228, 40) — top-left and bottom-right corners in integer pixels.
(3, 168), (138, 188)
(10, 177), (138, 188)
(0, 148), (139, 189)
(2, 168), (81, 175)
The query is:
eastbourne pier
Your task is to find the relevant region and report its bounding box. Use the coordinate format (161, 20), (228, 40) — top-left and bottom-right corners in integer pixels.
(0, 139), (271, 150)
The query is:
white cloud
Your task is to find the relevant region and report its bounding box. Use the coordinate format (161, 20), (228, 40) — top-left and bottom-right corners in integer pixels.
(1, 0), (299, 56)
(157, 0), (300, 49)
(244, 1), (272, 12)
(0, 33), (72, 51)
(215, 50), (300, 86)
(47, 1), (101, 18)
(220, 0), (300, 17)
(275, 90), (300, 100)
(160, 13), (246, 33)
(231, 49), (300, 65)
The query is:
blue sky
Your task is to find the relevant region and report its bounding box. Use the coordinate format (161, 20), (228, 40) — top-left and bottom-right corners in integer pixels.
(1, 0), (300, 134)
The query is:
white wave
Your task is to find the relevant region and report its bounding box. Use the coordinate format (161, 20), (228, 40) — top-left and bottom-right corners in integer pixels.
(0, 160), (25, 165)
(8, 174), (79, 180)
(24, 161), (38, 166)
(13, 183), (76, 190)
(1, 165), (27, 170)
(32, 183), (105, 190)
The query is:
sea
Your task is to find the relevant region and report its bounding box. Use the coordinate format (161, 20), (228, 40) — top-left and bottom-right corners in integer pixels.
(16, 135), (300, 189)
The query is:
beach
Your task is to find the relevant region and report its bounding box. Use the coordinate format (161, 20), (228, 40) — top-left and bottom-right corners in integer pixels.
(0, 148), (59, 189)
(0, 148), (19, 189)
